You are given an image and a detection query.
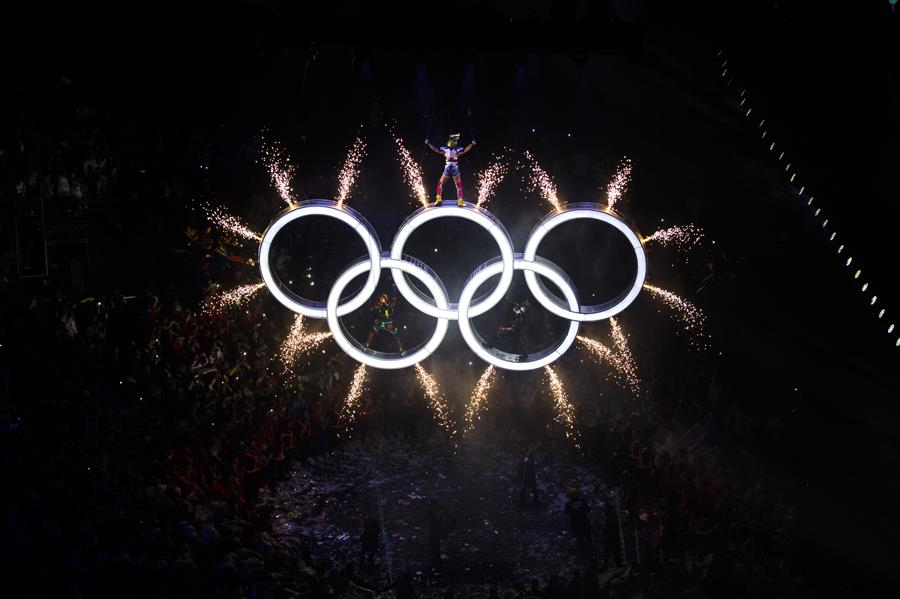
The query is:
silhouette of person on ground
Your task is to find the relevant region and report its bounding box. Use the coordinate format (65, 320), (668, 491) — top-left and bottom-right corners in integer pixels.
(359, 515), (380, 564)
(384, 570), (418, 599)
(565, 488), (594, 556)
(426, 498), (452, 567)
(518, 449), (539, 506)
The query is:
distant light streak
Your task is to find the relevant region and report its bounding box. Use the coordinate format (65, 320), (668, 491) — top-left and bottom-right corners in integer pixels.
(202, 282), (265, 313)
(643, 284), (709, 350)
(544, 366), (580, 448)
(643, 224), (704, 252)
(464, 365), (496, 434)
(336, 137), (366, 208)
(201, 202), (261, 242)
(476, 158), (509, 207)
(605, 157), (632, 210)
(393, 134), (429, 207)
(522, 150), (561, 211)
(280, 314), (332, 370)
(259, 135), (296, 207)
(414, 364), (455, 434)
(339, 364), (368, 434)
(609, 317), (641, 394)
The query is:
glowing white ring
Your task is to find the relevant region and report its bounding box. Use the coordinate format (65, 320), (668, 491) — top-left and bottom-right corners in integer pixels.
(258, 200), (381, 318)
(258, 201), (647, 370)
(326, 255), (450, 370)
(522, 204), (646, 321)
(457, 256), (580, 371)
(389, 203), (515, 320)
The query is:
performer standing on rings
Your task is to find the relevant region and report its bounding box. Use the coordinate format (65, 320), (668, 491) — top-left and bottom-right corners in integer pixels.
(426, 133), (476, 206)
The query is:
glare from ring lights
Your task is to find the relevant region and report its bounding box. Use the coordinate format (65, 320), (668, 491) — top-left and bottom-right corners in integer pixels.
(326, 257), (450, 370)
(389, 204), (515, 320)
(258, 201), (382, 319)
(457, 257), (580, 371)
(522, 206), (646, 321)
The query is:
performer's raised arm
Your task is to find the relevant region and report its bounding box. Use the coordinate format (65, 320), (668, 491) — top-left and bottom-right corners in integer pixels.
(458, 140), (476, 156)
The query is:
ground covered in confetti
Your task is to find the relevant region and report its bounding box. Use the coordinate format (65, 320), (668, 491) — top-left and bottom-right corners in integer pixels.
(259, 434), (617, 597)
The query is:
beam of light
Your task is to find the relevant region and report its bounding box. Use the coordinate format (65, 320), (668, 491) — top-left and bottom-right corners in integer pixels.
(200, 202), (261, 242)
(576, 336), (636, 394)
(339, 364), (368, 434)
(642, 224), (704, 252)
(609, 317), (641, 394)
(605, 157), (632, 210)
(543, 366), (580, 448)
(522, 150), (561, 211)
(201, 282), (265, 314)
(643, 284), (710, 350)
(476, 157), (509, 207)
(414, 364), (455, 435)
(279, 314), (332, 370)
(392, 134), (429, 207)
(259, 134), (296, 207)
(336, 136), (366, 208)
(463, 365), (496, 435)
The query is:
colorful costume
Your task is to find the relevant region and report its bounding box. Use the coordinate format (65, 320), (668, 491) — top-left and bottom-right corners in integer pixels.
(426, 133), (476, 206)
(496, 299), (529, 337)
(365, 292), (403, 352)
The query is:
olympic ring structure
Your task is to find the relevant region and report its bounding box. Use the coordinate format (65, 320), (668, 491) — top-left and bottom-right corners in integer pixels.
(258, 200), (647, 371)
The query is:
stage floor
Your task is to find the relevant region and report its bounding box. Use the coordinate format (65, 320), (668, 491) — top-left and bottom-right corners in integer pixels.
(260, 434), (616, 596)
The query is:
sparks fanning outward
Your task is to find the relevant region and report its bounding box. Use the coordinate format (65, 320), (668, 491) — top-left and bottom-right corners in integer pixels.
(339, 364), (368, 434)
(259, 135), (296, 207)
(280, 315), (332, 370)
(202, 282), (265, 314)
(544, 366), (580, 449)
(464, 365), (497, 434)
(609, 317), (641, 394)
(643, 284), (710, 350)
(521, 150), (561, 211)
(200, 202), (262, 243)
(414, 364), (455, 435)
(336, 137), (366, 208)
(426, 134), (476, 206)
(475, 155), (509, 208)
(605, 158), (632, 210)
(393, 134), (429, 207)
(643, 224), (705, 252)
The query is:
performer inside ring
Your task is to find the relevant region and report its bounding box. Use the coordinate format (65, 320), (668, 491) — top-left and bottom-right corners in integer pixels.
(426, 133), (476, 207)
(365, 292), (404, 352)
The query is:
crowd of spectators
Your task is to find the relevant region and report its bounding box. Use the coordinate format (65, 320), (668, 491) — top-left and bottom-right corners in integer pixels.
(0, 78), (806, 598)
(1, 264), (806, 597)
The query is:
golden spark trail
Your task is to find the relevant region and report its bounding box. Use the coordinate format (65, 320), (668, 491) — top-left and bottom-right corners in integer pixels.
(643, 284), (710, 350)
(522, 150), (561, 211)
(279, 314), (332, 370)
(643, 224), (704, 252)
(339, 364), (368, 433)
(336, 137), (366, 208)
(476, 158), (509, 207)
(609, 317), (641, 394)
(414, 364), (455, 435)
(259, 135), (296, 207)
(393, 134), (429, 207)
(201, 202), (261, 242)
(605, 157), (632, 210)
(544, 366), (580, 448)
(576, 336), (633, 392)
(463, 365), (496, 434)
(202, 283), (265, 313)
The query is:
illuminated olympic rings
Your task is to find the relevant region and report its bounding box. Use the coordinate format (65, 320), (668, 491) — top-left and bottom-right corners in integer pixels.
(258, 200), (647, 371)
